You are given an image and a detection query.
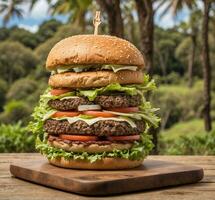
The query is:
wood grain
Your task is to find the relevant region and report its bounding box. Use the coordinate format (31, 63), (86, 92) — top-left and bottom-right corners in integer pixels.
(9, 158), (203, 196)
(0, 154), (214, 199)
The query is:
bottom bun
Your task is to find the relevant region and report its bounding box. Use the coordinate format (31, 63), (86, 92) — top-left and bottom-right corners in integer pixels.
(49, 157), (143, 170)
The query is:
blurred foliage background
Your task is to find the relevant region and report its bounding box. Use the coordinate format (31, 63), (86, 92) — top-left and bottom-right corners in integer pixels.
(0, 0), (214, 155)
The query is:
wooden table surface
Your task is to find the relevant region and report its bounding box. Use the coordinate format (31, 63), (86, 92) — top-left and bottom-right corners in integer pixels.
(0, 154), (214, 200)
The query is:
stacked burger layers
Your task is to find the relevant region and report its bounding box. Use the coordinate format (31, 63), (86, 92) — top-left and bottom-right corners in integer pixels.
(29, 35), (160, 169)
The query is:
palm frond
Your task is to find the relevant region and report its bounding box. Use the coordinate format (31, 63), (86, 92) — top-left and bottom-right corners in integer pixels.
(157, 0), (196, 19)
(0, 3), (8, 12)
(29, 0), (39, 10)
(158, 1), (174, 19)
(13, 7), (23, 18)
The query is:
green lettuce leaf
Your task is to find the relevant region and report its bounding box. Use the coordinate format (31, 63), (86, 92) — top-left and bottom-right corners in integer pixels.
(78, 83), (137, 101)
(129, 74), (156, 91)
(27, 88), (51, 137)
(78, 74), (155, 101)
(36, 132), (153, 163)
(104, 104), (160, 128)
(42, 91), (75, 100)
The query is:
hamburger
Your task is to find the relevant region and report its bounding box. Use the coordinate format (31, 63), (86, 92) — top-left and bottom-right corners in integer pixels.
(29, 35), (160, 170)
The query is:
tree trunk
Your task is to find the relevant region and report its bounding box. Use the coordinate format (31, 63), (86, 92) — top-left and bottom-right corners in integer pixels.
(135, 0), (157, 154)
(96, 0), (124, 38)
(73, 10), (86, 32)
(202, 0), (212, 131)
(135, 0), (154, 75)
(188, 34), (196, 87)
(127, 12), (136, 43)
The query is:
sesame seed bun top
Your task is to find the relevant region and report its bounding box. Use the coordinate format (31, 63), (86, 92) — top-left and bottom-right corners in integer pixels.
(45, 35), (145, 71)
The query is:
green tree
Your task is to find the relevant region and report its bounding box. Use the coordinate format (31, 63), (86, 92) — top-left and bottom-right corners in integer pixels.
(0, 27), (10, 41)
(0, 79), (8, 112)
(157, 0), (197, 76)
(176, 9), (201, 87)
(31, 0), (91, 31)
(9, 27), (38, 49)
(0, 0), (24, 26)
(6, 78), (37, 101)
(0, 100), (31, 124)
(53, 0), (91, 31)
(154, 27), (182, 77)
(0, 41), (38, 84)
(158, 0), (213, 131)
(36, 19), (62, 43)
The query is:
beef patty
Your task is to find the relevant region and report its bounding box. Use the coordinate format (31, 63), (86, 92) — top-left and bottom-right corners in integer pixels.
(94, 94), (142, 109)
(48, 94), (142, 111)
(44, 119), (145, 136)
(48, 97), (92, 111)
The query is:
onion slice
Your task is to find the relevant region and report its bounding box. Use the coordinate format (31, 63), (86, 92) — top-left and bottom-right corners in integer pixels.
(78, 104), (101, 111)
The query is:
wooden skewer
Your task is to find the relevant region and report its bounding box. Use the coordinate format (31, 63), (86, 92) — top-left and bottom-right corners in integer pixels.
(93, 11), (101, 35)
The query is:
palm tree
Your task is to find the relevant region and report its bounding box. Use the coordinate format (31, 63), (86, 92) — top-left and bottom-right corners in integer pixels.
(158, 0), (213, 132)
(177, 9), (200, 87)
(202, 0), (212, 131)
(158, 0), (196, 17)
(134, 0), (154, 74)
(96, 0), (124, 38)
(122, 1), (136, 43)
(30, 0), (92, 31)
(50, 0), (91, 31)
(134, 0), (159, 154)
(0, 0), (24, 26)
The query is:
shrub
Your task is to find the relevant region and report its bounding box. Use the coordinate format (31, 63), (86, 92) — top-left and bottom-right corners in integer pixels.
(0, 100), (32, 124)
(7, 78), (37, 101)
(2, 78), (47, 124)
(0, 122), (35, 153)
(153, 72), (182, 85)
(159, 119), (215, 155)
(36, 19), (62, 43)
(0, 79), (7, 111)
(150, 81), (205, 128)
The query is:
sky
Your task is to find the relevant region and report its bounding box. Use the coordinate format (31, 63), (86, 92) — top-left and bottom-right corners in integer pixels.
(0, 0), (192, 33)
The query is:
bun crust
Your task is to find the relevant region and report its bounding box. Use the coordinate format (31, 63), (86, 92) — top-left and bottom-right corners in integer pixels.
(49, 70), (143, 88)
(49, 157), (143, 170)
(46, 35), (145, 70)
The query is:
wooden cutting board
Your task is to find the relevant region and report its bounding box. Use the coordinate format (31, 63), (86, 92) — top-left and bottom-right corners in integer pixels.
(10, 158), (203, 196)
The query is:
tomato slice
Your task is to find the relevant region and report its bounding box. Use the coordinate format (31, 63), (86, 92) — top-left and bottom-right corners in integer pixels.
(83, 111), (117, 118)
(52, 111), (79, 118)
(50, 88), (71, 96)
(107, 135), (140, 141)
(60, 135), (98, 141)
(109, 107), (139, 113)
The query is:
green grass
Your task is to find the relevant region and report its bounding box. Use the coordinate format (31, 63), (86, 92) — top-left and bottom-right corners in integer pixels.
(161, 119), (215, 141)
